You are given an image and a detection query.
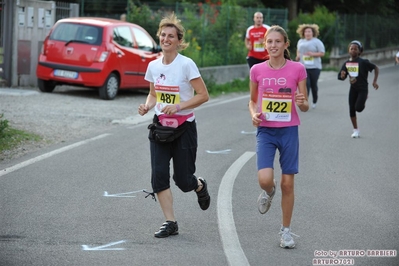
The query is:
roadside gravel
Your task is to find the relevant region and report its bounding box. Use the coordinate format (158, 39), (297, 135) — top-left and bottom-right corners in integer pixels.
(0, 86), (149, 162)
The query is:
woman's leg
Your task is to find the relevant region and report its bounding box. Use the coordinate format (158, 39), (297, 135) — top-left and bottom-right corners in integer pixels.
(309, 69), (321, 104)
(157, 188), (175, 221)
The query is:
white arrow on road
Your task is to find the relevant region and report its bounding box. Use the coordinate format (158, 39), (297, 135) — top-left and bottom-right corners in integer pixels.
(103, 189), (146, 198)
(82, 240), (126, 251)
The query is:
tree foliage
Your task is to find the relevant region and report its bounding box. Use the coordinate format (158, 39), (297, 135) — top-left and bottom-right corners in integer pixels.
(50, 0), (399, 17)
(238, 0), (399, 16)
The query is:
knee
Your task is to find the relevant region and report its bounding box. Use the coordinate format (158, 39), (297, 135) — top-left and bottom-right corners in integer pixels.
(259, 178), (274, 189)
(258, 169), (274, 188)
(280, 180), (294, 194)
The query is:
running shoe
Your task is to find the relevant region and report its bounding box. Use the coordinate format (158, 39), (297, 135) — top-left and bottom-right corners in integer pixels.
(351, 130), (359, 138)
(196, 177), (210, 210)
(279, 227), (299, 248)
(312, 103), (317, 109)
(257, 182), (275, 214)
(154, 221), (179, 238)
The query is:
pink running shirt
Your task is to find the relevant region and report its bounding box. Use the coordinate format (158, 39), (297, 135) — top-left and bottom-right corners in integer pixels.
(250, 60), (307, 128)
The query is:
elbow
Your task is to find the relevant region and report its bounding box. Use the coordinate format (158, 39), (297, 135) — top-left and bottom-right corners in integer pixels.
(201, 93), (210, 104)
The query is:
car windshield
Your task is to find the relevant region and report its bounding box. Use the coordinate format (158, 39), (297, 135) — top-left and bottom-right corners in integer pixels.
(50, 23), (103, 46)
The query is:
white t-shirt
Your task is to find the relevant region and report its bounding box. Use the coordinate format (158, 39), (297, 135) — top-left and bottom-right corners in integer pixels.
(145, 54), (201, 120)
(296, 37), (325, 69)
(396, 51), (399, 57)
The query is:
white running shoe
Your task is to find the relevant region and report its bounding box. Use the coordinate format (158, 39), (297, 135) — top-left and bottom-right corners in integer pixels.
(257, 182), (276, 214)
(312, 103), (317, 109)
(279, 227), (299, 249)
(351, 130), (359, 138)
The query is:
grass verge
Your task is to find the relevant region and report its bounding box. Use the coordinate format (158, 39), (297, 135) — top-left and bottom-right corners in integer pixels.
(0, 114), (42, 155)
(206, 76), (249, 97)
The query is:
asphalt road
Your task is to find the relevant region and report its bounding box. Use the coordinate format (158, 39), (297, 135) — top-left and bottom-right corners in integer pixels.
(1, 66), (398, 266)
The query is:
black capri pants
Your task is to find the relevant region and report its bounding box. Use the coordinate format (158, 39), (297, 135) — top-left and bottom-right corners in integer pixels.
(150, 120), (198, 193)
(348, 87), (368, 117)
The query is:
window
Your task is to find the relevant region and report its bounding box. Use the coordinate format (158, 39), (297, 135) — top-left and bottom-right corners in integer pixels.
(50, 23), (102, 45)
(113, 26), (133, 48)
(132, 27), (154, 51)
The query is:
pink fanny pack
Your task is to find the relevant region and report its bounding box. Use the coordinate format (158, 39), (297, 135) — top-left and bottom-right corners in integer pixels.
(158, 113), (194, 128)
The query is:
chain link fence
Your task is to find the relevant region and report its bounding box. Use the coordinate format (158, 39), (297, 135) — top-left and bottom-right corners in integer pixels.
(64, 1), (399, 67)
(332, 13), (399, 56)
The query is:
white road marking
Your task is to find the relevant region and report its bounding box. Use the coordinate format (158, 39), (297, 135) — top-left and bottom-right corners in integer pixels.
(206, 149), (231, 154)
(82, 240), (126, 251)
(241, 130), (256, 135)
(218, 151), (255, 266)
(103, 189), (147, 198)
(0, 134), (111, 177)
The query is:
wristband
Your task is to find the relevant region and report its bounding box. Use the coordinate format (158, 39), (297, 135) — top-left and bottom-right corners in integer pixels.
(175, 104), (181, 112)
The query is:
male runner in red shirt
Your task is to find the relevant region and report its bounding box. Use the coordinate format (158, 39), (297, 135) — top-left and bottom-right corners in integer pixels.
(245, 12), (270, 69)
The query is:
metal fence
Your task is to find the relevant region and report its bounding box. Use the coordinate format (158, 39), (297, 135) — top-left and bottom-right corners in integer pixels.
(332, 13), (399, 56)
(59, 1), (399, 67)
(55, 1), (79, 21)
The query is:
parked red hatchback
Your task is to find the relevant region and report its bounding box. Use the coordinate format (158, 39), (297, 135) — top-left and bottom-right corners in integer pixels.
(36, 17), (161, 100)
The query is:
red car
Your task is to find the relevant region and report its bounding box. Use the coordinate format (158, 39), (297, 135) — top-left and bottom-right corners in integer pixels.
(36, 17), (161, 100)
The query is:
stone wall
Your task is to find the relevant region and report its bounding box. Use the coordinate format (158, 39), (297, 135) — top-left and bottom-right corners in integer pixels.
(199, 46), (399, 85)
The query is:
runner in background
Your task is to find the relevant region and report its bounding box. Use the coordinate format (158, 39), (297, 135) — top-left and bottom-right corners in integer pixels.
(295, 24), (325, 109)
(245, 11), (270, 69)
(338, 40), (379, 138)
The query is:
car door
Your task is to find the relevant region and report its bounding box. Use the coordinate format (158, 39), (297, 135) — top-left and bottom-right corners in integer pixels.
(131, 26), (161, 87)
(112, 26), (141, 88)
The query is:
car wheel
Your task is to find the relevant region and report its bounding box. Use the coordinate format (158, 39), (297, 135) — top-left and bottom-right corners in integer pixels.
(38, 79), (56, 92)
(99, 73), (119, 100)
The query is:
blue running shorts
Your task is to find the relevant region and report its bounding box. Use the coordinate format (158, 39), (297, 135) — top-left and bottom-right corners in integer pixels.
(256, 126), (299, 174)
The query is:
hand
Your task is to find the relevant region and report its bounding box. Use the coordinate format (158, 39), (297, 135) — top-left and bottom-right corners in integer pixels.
(349, 77), (357, 84)
(246, 43), (252, 50)
(161, 105), (179, 115)
(340, 70), (346, 80)
(138, 104), (149, 116)
(295, 92), (307, 106)
(373, 82), (379, 90)
(252, 113), (262, 127)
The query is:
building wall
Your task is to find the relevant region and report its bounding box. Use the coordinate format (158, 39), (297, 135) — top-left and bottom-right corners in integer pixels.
(12, 0), (55, 87)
